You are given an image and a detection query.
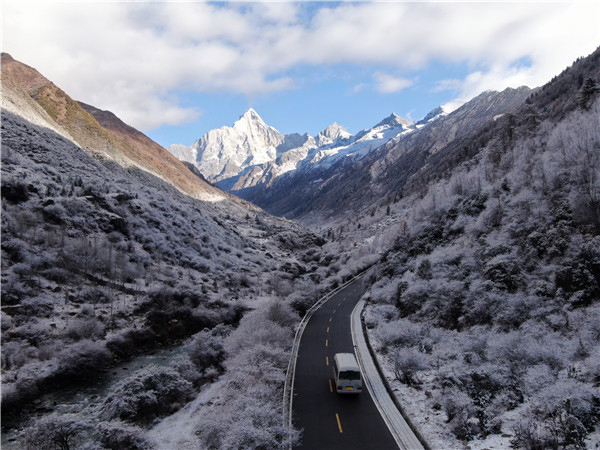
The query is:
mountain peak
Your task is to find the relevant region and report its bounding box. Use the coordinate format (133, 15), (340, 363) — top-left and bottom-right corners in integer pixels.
(232, 108), (273, 134)
(374, 112), (413, 129)
(193, 108), (285, 183)
(239, 107), (263, 123)
(416, 106), (446, 126)
(316, 122), (351, 146)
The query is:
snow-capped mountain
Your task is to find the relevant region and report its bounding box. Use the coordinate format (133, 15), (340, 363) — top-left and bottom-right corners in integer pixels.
(315, 122), (352, 146)
(170, 108), (422, 192)
(191, 108), (286, 183)
(241, 86), (533, 223)
(303, 112), (415, 168)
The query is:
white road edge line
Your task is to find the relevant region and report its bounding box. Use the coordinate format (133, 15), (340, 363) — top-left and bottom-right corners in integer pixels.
(351, 299), (425, 450)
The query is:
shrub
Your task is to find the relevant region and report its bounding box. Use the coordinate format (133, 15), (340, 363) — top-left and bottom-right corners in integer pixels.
(55, 340), (112, 381)
(1, 341), (36, 370)
(96, 421), (153, 450)
(1, 311), (13, 332)
(99, 365), (194, 425)
(512, 380), (600, 449)
(106, 328), (156, 359)
(511, 419), (552, 450)
(266, 300), (297, 328)
(72, 287), (113, 305)
(287, 285), (319, 316)
(64, 318), (105, 341)
(171, 355), (206, 387)
(396, 282), (429, 317)
(376, 318), (424, 351)
(2, 237), (29, 262)
(1, 180), (31, 204)
(40, 268), (70, 283)
(390, 348), (428, 386)
(42, 204), (67, 225)
(483, 254), (522, 292)
(186, 324), (230, 375)
(22, 413), (88, 450)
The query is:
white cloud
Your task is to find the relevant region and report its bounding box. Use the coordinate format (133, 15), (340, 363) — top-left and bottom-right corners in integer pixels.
(352, 83), (367, 94)
(373, 72), (414, 94)
(2, 0), (599, 131)
(433, 79), (463, 93)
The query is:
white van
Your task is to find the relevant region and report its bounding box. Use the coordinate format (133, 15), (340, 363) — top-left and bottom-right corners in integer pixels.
(332, 353), (362, 394)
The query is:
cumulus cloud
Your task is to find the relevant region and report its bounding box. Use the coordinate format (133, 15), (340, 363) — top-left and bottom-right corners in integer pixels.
(2, 0), (598, 131)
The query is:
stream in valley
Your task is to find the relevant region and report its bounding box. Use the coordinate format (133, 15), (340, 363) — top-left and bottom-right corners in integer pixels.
(1, 345), (184, 448)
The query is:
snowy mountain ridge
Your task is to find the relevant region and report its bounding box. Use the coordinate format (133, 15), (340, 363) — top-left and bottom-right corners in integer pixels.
(304, 112), (416, 169)
(169, 107), (430, 192)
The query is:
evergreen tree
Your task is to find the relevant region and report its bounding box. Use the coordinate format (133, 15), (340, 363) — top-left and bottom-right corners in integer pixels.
(579, 77), (599, 109)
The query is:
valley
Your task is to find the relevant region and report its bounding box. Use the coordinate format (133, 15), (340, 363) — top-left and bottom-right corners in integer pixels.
(2, 45), (600, 450)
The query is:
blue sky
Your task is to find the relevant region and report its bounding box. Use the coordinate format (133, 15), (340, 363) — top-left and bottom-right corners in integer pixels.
(3, 1), (599, 148)
(148, 60), (473, 146)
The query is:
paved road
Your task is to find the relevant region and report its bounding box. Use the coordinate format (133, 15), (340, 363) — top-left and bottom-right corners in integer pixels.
(292, 277), (399, 449)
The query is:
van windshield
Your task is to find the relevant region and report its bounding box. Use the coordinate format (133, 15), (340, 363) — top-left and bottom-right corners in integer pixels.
(339, 370), (360, 380)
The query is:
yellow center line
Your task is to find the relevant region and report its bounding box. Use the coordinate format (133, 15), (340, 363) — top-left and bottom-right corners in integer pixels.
(325, 339), (328, 347)
(336, 413), (343, 433)
(333, 309), (336, 314)
(326, 327), (330, 333)
(326, 356), (329, 366)
(329, 379), (333, 393)
(338, 303), (341, 307)
(329, 317), (332, 323)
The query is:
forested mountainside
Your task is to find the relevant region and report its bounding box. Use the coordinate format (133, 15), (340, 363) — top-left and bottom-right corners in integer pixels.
(359, 48), (600, 448)
(1, 55), (344, 449)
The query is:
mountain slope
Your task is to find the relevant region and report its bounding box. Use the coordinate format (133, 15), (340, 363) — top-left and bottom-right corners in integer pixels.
(357, 48), (600, 449)
(1, 53), (227, 203)
(241, 87), (531, 224)
(0, 54), (74, 141)
(78, 102), (230, 203)
(1, 55), (338, 449)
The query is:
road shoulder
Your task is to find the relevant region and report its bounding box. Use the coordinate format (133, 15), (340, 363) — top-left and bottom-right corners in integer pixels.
(351, 299), (426, 450)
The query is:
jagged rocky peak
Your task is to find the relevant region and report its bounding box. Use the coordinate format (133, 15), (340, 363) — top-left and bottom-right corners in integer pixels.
(228, 107), (283, 145)
(374, 112), (413, 129)
(235, 107), (265, 127)
(191, 108), (287, 183)
(416, 106), (446, 126)
(316, 122), (351, 146)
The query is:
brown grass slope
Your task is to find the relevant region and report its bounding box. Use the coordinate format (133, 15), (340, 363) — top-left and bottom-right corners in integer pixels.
(1, 53), (238, 204)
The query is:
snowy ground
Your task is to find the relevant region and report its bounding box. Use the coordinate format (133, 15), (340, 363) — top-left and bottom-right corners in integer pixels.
(147, 379), (227, 449)
(365, 303), (600, 450)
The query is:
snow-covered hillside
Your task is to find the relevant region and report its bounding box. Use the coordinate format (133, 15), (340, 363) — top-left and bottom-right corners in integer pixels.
(306, 49), (600, 450)
(1, 55), (347, 449)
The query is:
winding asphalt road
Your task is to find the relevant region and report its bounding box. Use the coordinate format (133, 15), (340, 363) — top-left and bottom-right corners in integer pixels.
(292, 277), (399, 449)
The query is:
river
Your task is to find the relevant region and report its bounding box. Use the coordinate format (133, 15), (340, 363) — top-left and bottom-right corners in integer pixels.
(1, 345), (184, 448)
